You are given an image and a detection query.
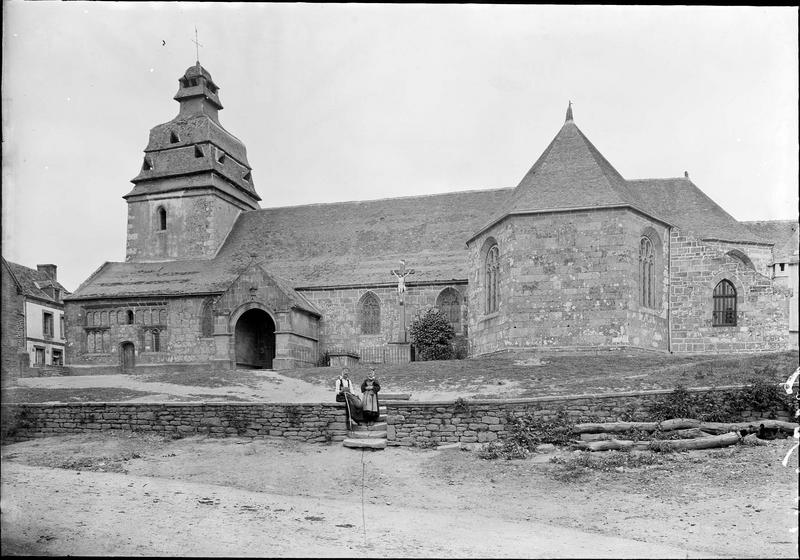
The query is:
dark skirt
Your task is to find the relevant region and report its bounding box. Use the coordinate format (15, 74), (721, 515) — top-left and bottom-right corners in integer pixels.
(343, 393), (364, 426)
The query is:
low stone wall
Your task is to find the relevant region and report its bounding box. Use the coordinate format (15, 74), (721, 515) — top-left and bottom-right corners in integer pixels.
(2, 386), (794, 447)
(1, 402), (348, 444)
(385, 386), (795, 447)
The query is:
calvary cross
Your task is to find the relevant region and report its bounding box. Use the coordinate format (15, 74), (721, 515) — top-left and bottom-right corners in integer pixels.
(390, 260), (415, 343)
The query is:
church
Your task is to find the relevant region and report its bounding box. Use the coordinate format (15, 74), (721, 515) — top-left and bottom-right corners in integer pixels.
(63, 62), (791, 374)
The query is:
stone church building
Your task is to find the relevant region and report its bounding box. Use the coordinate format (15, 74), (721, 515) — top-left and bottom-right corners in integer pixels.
(63, 63), (791, 373)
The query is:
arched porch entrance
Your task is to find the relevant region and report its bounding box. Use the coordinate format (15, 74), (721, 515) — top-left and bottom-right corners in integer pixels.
(234, 308), (276, 369)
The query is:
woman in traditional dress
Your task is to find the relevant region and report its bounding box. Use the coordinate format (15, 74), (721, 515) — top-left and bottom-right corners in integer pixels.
(360, 367), (381, 424)
(335, 368), (363, 427)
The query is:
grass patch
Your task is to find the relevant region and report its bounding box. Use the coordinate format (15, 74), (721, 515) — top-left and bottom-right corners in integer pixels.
(1, 387), (159, 403)
(139, 369), (262, 389)
(548, 451), (665, 482)
(280, 350), (797, 398)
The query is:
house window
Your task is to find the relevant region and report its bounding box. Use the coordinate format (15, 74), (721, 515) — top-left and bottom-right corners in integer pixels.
(485, 245), (500, 314)
(158, 207), (167, 231)
(712, 280), (737, 326)
(34, 346), (45, 366)
(639, 236), (656, 308)
(436, 288), (462, 332)
(359, 292), (381, 335)
(52, 349), (63, 366)
(43, 312), (54, 338)
(60, 316), (66, 339)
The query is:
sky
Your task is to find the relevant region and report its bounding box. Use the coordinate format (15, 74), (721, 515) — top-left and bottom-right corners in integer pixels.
(2, 3), (798, 292)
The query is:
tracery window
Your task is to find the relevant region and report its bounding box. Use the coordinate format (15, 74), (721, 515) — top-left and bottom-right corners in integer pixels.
(712, 280), (737, 326)
(639, 236), (656, 308)
(436, 288), (462, 332)
(485, 244), (500, 314)
(359, 292), (381, 335)
(200, 299), (214, 337)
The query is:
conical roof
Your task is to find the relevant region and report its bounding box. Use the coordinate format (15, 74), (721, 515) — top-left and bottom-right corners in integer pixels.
(470, 106), (658, 241)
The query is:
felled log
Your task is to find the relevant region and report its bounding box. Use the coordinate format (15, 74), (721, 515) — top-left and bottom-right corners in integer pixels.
(572, 421), (659, 434)
(580, 433), (615, 442)
(698, 419), (797, 436)
(674, 428), (715, 439)
(658, 418), (701, 431)
(742, 433), (769, 446)
(575, 431), (741, 452)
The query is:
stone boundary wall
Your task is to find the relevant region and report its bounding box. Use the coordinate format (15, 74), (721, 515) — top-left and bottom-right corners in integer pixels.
(2, 387), (794, 446)
(1, 402), (348, 445)
(386, 386), (795, 446)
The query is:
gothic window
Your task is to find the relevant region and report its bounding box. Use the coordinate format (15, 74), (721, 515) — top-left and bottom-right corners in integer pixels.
(127, 310), (134, 325)
(639, 237), (656, 308)
(87, 332), (95, 353)
(436, 288), (462, 332)
(200, 300), (214, 337)
(152, 330), (161, 352)
(485, 244), (500, 314)
(158, 207), (167, 231)
(713, 280), (737, 326)
(159, 309), (167, 325)
(359, 292), (381, 335)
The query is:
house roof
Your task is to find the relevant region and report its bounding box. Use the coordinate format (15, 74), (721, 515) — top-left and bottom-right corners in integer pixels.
(628, 178), (769, 245)
(2, 259), (69, 304)
(742, 220), (799, 261)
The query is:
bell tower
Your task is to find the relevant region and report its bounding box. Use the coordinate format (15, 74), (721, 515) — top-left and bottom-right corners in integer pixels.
(124, 62), (261, 262)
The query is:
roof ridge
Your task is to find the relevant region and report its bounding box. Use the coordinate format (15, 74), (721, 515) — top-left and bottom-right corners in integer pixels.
(243, 186), (513, 214)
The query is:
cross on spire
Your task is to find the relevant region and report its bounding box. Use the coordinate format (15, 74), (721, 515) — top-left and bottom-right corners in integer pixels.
(565, 100), (574, 122)
(193, 26), (203, 64)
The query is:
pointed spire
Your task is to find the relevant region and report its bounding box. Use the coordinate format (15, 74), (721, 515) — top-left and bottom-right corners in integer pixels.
(565, 101), (574, 123)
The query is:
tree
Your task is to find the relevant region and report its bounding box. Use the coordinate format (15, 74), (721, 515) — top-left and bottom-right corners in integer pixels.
(410, 308), (455, 361)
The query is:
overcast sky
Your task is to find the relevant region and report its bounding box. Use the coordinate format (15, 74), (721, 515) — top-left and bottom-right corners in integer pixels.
(2, 3), (798, 291)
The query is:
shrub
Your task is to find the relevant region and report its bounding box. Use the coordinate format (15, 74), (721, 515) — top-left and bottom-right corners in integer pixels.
(410, 309), (456, 361)
(478, 409), (575, 460)
(649, 374), (795, 422)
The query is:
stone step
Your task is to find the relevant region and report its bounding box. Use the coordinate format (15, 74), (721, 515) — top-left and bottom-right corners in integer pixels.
(352, 421), (387, 431)
(348, 429), (388, 439)
(382, 393), (411, 400)
(343, 438), (387, 450)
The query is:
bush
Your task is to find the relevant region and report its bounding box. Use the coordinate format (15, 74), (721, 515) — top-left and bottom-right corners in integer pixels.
(478, 409), (575, 460)
(649, 373), (795, 422)
(410, 309), (456, 361)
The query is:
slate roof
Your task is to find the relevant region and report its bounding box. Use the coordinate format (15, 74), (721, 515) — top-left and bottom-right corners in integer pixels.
(2, 259), (69, 304)
(742, 220), (799, 261)
(628, 178), (769, 245)
(472, 119), (657, 240)
(65, 258), (322, 316)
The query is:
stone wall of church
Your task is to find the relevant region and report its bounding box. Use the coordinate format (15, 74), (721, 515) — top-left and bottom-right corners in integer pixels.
(125, 191), (243, 261)
(467, 209), (670, 355)
(703, 240), (774, 277)
(64, 296), (217, 372)
(669, 230), (789, 353)
(300, 283), (467, 358)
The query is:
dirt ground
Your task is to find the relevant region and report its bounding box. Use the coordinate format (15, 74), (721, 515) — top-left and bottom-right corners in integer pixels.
(2, 432), (798, 558)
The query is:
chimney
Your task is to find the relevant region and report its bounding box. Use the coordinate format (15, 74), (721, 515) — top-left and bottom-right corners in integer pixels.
(37, 264), (57, 282)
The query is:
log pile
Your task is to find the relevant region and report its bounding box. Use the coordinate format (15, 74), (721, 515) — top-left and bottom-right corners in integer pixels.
(570, 418), (797, 452)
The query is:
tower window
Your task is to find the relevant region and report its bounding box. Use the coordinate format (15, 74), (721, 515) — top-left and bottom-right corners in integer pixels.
(142, 157), (153, 171)
(158, 207), (167, 231)
(127, 310), (134, 325)
(194, 145), (204, 158)
(243, 171), (252, 182)
(216, 151), (227, 164)
(169, 131), (180, 144)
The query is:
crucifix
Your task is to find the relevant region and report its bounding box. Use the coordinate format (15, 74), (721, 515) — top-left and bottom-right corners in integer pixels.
(390, 260), (415, 343)
(193, 26), (203, 63)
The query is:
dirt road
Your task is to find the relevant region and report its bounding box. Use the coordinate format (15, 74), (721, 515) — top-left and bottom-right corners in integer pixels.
(2, 433), (797, 557)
